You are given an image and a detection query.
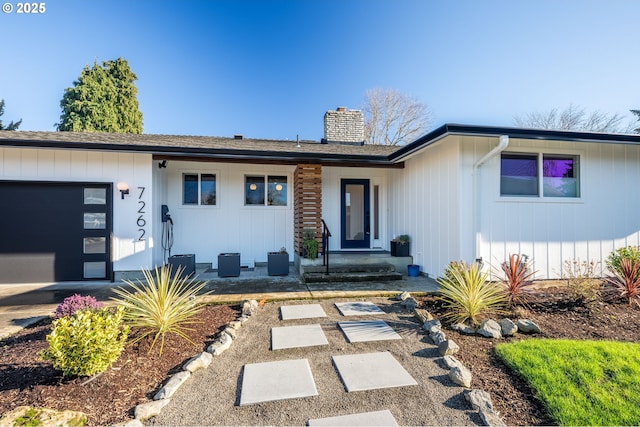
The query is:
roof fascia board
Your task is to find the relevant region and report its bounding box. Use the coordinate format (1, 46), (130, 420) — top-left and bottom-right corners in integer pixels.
(153, 154), (404, 168)
(390, 124), (640, 162)
(0, 137), (397, 167)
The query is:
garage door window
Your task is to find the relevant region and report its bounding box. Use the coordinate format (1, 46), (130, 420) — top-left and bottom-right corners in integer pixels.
(84, 213), (106, 229)
(84, 237), (106, 254)
(84, 261), (106, 279)
(82, 184), (110, 280)
(84, 188), (106, 204)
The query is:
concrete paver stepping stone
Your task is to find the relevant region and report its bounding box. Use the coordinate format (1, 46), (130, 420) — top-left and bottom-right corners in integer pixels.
(335, 301), (385, 316)
(332, 351), (418, 392)
(239, 358), (318, 405)
(338, 320), (402, 343)
(280, 304), (327, 320)
(271, 324), (329, 350)
(308, 410), (398, 426)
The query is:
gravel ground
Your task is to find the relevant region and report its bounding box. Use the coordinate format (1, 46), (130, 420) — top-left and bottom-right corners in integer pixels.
(148, 297), (478, 426)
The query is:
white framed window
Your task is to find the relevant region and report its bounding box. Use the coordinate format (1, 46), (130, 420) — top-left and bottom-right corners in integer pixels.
(500, 152), (579, 198)
(245, 175), (288, 206)
(183, 173), (217, 205)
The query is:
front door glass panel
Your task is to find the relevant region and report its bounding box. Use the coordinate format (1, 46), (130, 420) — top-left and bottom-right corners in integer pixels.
(341, 179), (370, 249)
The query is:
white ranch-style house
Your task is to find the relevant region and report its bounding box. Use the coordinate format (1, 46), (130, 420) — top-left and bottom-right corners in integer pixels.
(1, 107), (640, 284)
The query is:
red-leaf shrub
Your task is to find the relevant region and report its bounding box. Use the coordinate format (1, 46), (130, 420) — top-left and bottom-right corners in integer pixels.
(53, 294), (104, 319)
(605, 257), (640, 306)
(500, 254), (536, 307)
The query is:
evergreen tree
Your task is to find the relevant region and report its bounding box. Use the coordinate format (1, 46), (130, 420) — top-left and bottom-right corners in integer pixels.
(57, 58), (143, 133)
(0, 99), (22, 130)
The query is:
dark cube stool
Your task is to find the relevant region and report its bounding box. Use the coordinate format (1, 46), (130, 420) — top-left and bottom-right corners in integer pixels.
(218, 253), (240, 277)
(168, 254), (196, 278)
(267, 252), (289, 276)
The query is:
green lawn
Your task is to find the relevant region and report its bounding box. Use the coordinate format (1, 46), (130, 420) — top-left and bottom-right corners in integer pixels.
(495, 339), (640, 426)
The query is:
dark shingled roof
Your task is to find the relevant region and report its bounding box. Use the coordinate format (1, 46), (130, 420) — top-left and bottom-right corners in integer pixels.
(0, 130), (398, 167)
(3, 125), (639, 166)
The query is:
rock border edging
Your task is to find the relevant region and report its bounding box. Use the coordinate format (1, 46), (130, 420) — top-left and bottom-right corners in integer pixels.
(400, 292), (543, 427)
(127, 299), (259, 425)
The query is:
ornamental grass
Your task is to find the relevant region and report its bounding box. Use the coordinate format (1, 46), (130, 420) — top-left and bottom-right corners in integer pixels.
(437, 261), (506, 326)
(111, 264), (209, 355)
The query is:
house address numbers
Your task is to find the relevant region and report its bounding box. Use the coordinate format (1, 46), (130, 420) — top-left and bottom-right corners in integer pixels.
(137, 186), (146, 242)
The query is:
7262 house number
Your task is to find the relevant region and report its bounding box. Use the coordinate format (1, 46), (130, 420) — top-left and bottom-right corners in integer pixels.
(137, 186), (146, 242)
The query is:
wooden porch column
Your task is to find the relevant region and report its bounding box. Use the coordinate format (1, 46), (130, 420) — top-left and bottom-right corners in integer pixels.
(294, 164), (322, 255)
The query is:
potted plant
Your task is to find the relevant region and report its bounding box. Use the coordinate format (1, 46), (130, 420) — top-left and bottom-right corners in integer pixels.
(268, 247), (289, 276)
(302, 228), (319, 259)
(390, 234), (410, 257)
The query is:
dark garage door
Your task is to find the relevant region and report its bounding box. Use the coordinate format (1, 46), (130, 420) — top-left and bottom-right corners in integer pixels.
(0, 181), (112, 283)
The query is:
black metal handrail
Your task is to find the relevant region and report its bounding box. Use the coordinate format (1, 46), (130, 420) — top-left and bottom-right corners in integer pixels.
(321, 219), (332, 274)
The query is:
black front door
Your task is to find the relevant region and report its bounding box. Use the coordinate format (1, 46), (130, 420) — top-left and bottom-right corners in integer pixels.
(340, 179), (370, 249)
(0, 181), (112, 283)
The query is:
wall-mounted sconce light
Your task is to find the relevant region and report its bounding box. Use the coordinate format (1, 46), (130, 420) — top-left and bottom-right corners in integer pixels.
(158, 160), (167, 169)
(117, 182), (130, 199)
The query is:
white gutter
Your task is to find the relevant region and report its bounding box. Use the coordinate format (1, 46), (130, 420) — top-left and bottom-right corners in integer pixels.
(471, 135), (509, 264)
(474, 135), (510, 168)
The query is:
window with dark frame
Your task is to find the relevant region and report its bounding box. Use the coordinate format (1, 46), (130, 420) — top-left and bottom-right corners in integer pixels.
(183, 173), (217, 205)
(500, 152), (579, 198)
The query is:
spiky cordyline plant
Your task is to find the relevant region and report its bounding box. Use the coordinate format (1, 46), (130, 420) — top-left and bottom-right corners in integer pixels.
(604, 257), (640, 306)
(437, 261), (507, 326)
(111, 265), (209, 355)
(499, 254), (537, 308)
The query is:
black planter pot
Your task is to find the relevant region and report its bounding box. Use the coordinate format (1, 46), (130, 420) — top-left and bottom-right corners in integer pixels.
(390, 241), (410, 257)
(267, 252), (289, 276)
(168, 254), (196, 277)
(218, 253), (240, 277)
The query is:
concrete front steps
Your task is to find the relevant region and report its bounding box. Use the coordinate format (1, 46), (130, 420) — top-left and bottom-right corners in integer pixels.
(300, 252), (412, 284)
(303, 264), (403, 283)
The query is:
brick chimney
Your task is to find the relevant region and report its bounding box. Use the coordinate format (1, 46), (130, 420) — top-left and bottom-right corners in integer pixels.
(323, 107), (364, 145)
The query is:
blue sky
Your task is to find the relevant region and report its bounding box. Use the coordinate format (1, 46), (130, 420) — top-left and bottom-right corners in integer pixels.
(1, 0), (638, 140)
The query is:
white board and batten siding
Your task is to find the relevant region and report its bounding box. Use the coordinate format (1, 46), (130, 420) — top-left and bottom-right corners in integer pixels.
(155, 161), (295, 268)
(387, 136), (463, 278)
(0, 146), (154, 272)
(464, 135), (640, 280)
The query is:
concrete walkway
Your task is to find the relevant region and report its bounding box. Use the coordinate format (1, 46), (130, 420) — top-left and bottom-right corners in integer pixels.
(149, 298), (476, 426)
(0, 266), (438, 338)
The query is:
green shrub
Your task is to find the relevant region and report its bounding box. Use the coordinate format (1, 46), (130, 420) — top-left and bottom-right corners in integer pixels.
(606, 246), (640, 278)
(303, 238), (318, 259)
(437, 261), (506, 326)
(111, 265), (208, 355)
(40, 306), (129, 377)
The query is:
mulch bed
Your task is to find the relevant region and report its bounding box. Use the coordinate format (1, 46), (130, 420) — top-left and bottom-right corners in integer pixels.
(0, 304), (239, 426)
(2, 288), (639, 426)
(417, 287), (640, 426)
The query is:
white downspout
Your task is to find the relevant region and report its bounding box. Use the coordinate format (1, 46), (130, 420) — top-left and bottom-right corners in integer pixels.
(471, 135), (509, 264)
